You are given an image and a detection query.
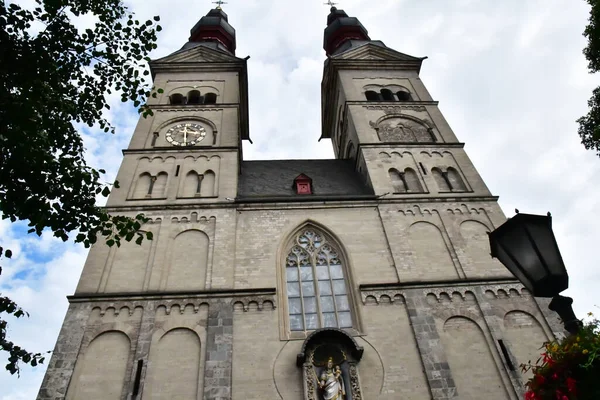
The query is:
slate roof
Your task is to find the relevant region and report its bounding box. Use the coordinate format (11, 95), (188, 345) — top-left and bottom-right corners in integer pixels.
(238, 159), (374, 199)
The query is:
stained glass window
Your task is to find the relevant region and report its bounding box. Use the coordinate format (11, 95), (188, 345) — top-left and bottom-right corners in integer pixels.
(285, 229), (353, 331)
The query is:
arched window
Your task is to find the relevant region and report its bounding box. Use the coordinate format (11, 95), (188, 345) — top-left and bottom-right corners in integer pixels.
(389, 168), (406, 193)
(187, 90), (202, 104)
(153, 172), (168, 197)
(432, 168), (451, 192)
(396, 91), (412, 101)
(204, 92), (217, 104)
(285, 229), (352, 331)
(133, 172), (152, 198)
(182, 171), (201, 197)
(447, 167), (467, 191)
(404, 168), (423, 192)
(200, 170), (215, 197)
(169, 93), (185, 105)
(365, 90), (380, 101)
(380, 89), (395, 101)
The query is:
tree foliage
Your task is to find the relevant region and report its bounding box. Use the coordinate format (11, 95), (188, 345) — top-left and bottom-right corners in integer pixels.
(0, 0), (161, 375)
(578, 0), (600, 157)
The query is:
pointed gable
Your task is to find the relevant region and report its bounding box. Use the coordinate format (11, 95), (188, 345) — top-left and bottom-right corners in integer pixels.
(331, 42), (425, 63)
(151, 42), (242, 65)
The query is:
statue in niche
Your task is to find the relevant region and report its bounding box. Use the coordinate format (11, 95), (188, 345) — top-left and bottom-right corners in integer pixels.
(298, 328), (364, 400)
(318, 357), (345, 400)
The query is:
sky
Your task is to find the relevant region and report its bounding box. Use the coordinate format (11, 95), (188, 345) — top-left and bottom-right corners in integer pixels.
(1, 0), (600, 398)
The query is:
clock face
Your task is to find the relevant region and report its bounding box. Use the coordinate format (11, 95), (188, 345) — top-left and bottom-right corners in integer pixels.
(165, 123), (207, 146)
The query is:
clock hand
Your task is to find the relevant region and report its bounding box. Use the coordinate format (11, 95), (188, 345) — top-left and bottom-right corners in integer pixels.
(182, 126), (189, 144)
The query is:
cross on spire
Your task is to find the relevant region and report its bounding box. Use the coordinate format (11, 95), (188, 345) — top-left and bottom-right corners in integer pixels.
(213, 0), (227, 9)
(324, 0), (338, 7)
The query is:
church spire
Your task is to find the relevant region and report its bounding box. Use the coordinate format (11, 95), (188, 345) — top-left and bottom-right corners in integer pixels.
(189, 6), (236, 54)
(323, 6), (370, 56)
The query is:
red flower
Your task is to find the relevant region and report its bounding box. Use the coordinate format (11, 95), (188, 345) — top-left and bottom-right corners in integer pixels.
(552, 373), (559, 380)
(535, 375), (546, 385)
(555, 389), (569, 400)
(526, 391), (538, 400)
(566, 377), (577, 394)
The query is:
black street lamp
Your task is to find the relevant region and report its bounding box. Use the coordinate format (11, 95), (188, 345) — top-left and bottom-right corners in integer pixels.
(488, 211), (582, 335)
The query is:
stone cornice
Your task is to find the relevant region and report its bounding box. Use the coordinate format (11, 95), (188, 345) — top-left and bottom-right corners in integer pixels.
(358, 142), (465, 148)
(68, 287), (276, 303)
(149, 103), (238, 111)
(102, 195), (500, 213)
(122, 146), (239, 155)
(359, 277), (519, 292)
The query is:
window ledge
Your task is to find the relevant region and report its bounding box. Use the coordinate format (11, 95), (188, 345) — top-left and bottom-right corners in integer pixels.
(176, 195), (219, 199)
(127, 196), (168, 201)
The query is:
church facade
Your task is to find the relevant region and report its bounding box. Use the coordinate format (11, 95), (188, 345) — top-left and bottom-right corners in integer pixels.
(37, 6), (564, 400)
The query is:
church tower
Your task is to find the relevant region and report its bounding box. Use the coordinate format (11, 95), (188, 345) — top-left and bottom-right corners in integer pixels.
(38, 6), (564, 400)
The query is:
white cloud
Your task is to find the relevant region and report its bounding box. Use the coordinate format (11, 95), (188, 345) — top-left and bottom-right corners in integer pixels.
(3, 0), (600, 397)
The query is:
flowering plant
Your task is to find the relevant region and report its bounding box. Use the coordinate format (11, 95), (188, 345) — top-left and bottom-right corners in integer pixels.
(522, 313), (600, 400)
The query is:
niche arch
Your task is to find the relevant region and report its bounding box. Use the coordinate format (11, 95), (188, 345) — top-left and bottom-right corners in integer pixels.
(369, 114), (436, 142)
(145, 327), (202, 400)
(296, 328), (365, 400)
(66, 330), (131, 400)
(165, 229), (210, 291)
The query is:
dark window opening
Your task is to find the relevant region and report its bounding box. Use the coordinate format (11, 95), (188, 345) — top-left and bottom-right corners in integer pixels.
(151, 132), (159, 147)
(187, 90), (202, 104)
(365, 90), (380, 101)
(169, 93), (185, 105)
(498, 340), (515, 371)
(380, 89), (395, 101)
(132, 360), (144, 396)
(419, 162), (427, 175)
(204, 93), (217, 104)
(175, 165), (180, 177)
(396, 91), (412, 101)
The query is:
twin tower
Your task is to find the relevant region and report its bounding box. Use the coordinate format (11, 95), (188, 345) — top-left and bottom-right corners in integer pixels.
(38, 6), (562, 400)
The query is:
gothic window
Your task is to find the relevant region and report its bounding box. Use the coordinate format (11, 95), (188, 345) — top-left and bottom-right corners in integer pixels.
(187, 90), (202, 104)
(447, 167), (467, 191)
(365, 90), (380, 101)
(380, 88), (395, 101)
(169, 93), (185, 105)
(285, 229), (352, 332)
(204, 92), (217, 104)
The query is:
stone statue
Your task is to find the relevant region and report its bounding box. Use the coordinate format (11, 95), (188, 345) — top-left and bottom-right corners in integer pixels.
(318, 358), (345, 400)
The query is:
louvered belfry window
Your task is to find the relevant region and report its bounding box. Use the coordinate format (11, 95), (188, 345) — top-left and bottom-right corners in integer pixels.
(285, 229), (352, 331)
